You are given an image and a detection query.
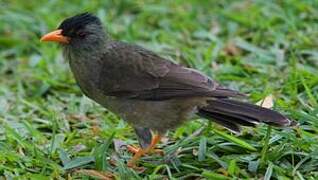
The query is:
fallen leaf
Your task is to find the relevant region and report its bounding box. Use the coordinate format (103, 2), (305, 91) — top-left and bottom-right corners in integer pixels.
(223, 41), (241, 56)
(75, 169), (114, 180)
(211, 61), (219, 70)
(193, 148), (198, 156)
(217, 168), (229, 176)
(160, 136), (169, 144)
(91, 126), (101, 136)
(256, 95), (274, 109)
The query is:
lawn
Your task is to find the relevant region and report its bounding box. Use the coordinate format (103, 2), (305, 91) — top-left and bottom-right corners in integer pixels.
(0, 0), (318, 179)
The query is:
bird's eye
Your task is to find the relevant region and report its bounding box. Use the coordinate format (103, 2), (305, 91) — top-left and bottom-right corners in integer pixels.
(77, 31), (87, 38)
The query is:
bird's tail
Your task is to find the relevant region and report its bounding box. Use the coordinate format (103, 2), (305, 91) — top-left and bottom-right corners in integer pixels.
(197, 99), (294, 133)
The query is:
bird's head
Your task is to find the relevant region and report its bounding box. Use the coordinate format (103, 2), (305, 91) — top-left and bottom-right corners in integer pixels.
(41, 13), (107, 50)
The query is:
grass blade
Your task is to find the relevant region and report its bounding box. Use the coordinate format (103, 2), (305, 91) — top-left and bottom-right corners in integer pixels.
(213, 129), (257, 151)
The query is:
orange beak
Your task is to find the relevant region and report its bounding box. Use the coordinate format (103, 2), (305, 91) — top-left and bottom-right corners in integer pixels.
(40, 29), (70, 44)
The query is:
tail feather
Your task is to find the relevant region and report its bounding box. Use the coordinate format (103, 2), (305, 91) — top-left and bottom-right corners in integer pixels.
(207, 111), (259, 126)
(199, 110), (249, 133)
(211, 87), (247, 98)
(205, 115), (241, 133)
(198, 99), (292, 133)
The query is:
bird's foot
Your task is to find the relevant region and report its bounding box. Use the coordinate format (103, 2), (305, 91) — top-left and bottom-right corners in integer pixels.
(126, 145), (164, 169)
(127, 145), (164, 156)
(126, 147), (147, 170)
(126, 135), (163, 169)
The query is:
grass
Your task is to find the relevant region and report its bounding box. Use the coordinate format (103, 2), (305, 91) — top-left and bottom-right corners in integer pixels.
(0, 0), (318, 179)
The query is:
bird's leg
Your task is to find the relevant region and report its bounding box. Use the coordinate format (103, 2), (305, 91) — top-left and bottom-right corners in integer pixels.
(127, 134), (162, 167)
(147, 134), (164, 154)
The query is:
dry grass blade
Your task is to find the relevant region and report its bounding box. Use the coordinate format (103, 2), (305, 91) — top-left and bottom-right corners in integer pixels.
(75, 169), (115, 180)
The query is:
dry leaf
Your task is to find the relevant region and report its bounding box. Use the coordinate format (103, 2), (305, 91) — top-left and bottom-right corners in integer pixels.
(193, 148), (198, 156)
(211, 61), (219, 70)
(217, 168), (229, 176)
(160, 136), (169, 144)
(223, 41), (241, 56)
(256, 95), (274, 109)
(75, 169), (114, 180)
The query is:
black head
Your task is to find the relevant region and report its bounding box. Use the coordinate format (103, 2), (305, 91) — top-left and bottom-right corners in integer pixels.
(58, 13), (102, 38)
(41, 12), (108, 58)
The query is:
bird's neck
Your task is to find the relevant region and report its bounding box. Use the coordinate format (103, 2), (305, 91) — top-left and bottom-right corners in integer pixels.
(63, 39), (108, 63)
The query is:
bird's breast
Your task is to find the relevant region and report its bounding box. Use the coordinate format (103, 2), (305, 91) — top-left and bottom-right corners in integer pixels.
(68, 57), (102, 99)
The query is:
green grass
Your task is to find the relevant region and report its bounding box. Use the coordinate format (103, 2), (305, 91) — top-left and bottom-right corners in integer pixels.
(1, 0), (318, 179)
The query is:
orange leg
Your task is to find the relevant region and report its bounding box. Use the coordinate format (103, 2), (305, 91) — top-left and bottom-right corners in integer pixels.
(127, 134), (162, 167)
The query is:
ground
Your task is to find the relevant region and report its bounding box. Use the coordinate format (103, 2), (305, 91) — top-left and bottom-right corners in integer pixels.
(0, 0), (318, 179)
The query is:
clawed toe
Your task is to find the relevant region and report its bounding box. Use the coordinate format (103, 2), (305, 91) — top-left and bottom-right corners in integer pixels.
(125, 134), (163, 169)
(127, 145), (140, 154)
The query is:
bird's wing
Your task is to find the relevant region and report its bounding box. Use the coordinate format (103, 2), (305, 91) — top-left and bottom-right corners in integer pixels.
(97, 42), (241, 100)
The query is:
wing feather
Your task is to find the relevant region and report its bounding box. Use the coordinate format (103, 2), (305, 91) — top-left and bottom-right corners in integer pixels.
(97, 42), (241, 100)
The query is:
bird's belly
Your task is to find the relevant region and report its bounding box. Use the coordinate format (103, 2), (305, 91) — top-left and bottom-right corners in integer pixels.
(98, 96), (208, 133)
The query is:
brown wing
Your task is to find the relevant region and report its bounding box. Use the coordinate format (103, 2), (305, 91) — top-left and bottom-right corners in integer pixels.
(97, 42), (241, 100)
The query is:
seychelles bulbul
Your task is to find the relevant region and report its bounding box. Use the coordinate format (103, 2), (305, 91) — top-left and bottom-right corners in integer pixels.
(41, 13), (293, 167)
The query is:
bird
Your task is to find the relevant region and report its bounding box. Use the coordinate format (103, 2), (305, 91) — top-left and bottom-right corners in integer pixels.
(40, 13), (293, 167)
